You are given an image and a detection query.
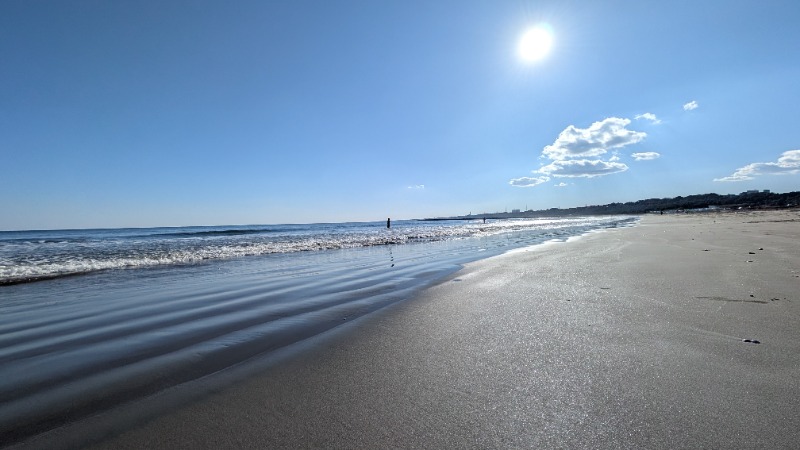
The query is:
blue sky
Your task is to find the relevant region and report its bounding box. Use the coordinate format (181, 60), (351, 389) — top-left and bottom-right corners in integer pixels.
(2, 0), (799, 230)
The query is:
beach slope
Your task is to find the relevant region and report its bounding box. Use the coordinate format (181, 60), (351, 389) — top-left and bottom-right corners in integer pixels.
(36, 211), (800, 449)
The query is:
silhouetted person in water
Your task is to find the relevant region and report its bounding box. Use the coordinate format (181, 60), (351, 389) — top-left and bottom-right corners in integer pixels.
(387, 218), (391, 229)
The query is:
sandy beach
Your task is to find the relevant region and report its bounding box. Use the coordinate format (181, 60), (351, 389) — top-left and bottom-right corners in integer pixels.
(20, 210), (800, 449)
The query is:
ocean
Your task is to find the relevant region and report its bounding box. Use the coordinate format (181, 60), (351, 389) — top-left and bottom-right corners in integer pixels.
(0, 216), (636, 445)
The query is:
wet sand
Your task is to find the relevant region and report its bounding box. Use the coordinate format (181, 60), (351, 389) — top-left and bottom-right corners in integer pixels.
(24, 210), (800, 449)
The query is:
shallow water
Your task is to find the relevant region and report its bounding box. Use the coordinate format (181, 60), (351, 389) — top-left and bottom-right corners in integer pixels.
(0, 216), (636, 444)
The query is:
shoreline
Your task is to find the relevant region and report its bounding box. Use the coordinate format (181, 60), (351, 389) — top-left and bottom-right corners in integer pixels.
(1, 217), (630, 447)
(17, 210), (800, 449)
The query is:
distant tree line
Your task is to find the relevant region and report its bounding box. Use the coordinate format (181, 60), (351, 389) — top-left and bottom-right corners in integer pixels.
(429, 191), (800, 220)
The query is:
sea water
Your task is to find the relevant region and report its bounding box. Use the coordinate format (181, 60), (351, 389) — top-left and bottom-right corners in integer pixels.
(0, 216), (635, 444)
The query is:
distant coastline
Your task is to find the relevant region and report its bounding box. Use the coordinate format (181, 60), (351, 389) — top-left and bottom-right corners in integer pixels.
(425, 190), (800, 221)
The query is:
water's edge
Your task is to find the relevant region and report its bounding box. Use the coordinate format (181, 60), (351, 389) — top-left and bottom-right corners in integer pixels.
(2, 217), (638, 448)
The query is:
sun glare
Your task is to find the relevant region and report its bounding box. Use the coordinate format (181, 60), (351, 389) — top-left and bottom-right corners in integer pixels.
(518, 26), (553, 62)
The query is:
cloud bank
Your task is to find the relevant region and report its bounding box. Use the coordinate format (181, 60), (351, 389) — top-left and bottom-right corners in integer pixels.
(511, 117), (645, 187)
(714, 150), (800, 182)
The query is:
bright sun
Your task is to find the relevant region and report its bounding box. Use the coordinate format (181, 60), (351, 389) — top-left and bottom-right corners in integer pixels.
(518, 26), (553, 62)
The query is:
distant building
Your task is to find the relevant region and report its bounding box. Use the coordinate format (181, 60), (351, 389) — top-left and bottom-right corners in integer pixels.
(762, 189), (771, 193)
(511, 209), (521, 214)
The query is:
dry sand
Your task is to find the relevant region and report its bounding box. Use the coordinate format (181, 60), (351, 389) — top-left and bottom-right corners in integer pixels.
(28, 210), (800, 449)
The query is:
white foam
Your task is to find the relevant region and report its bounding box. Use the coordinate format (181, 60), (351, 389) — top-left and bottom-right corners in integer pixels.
(0, 216), (637, 284)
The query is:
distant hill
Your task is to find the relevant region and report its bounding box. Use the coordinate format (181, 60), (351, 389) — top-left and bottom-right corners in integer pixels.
(425, 190), (800, 220)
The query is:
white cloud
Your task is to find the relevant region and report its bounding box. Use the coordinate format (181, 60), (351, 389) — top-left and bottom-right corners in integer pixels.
(781, 150), (800, 164)
(510, 116), (648, 187)
(714, 150), (800, 182)
(542, 117), (646, 160)
(634, 113), (661, 124)
(631, 152), (661, 161)
(407, 184), (425, 189)
(683, 100), (699, 111)
(509, 176), (550, 187)
(538, 159), (629, 178)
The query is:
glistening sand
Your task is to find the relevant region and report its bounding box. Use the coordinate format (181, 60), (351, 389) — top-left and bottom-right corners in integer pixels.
(22, 210), (800, 449)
